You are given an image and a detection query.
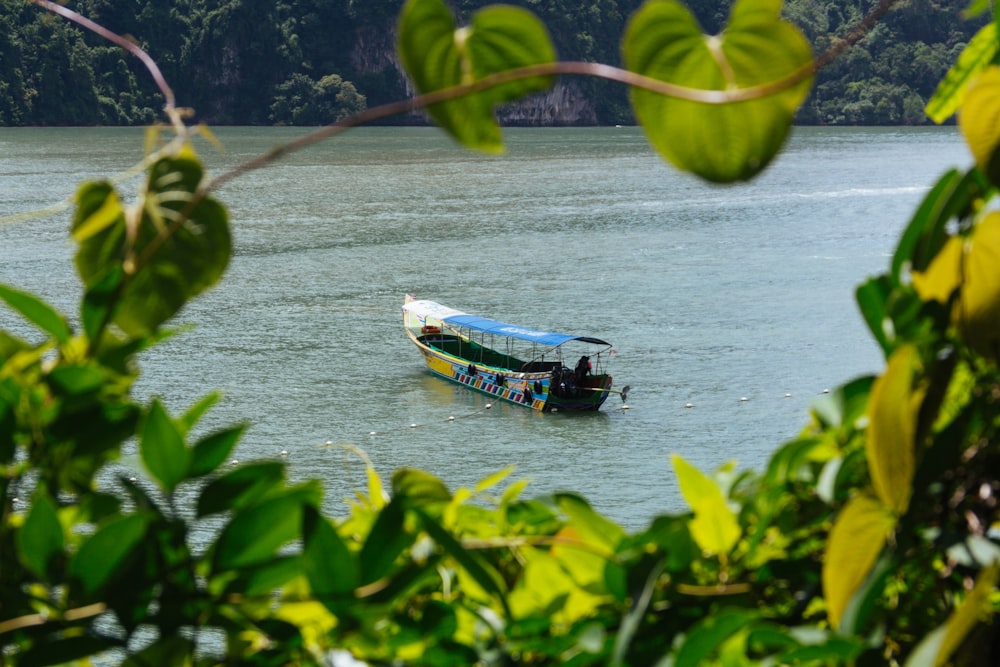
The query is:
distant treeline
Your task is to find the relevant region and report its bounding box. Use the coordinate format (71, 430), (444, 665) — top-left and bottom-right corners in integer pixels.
(0, 0), (985, 126)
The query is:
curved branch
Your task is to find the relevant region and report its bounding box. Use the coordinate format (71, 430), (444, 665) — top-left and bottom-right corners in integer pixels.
(206, 0), (901, 190)
(27, 0), (902, 195)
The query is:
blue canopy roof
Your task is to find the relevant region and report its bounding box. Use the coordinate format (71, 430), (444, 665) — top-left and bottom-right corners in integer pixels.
(404, 298), (610, 348)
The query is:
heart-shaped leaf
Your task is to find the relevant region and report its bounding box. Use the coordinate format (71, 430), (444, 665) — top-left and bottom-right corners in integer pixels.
(397, 0), (556, 153)
(73, 146), (230, 337)
(624, 0), (813, 182)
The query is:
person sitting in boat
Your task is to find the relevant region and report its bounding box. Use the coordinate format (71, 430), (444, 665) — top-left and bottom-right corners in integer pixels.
(575, 356), (591, 382)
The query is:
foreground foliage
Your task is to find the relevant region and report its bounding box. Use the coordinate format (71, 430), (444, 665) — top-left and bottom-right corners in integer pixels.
(2, 0), (1000, 664)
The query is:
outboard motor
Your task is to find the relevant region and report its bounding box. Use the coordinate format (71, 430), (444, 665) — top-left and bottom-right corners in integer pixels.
(551, 366), (579, 398)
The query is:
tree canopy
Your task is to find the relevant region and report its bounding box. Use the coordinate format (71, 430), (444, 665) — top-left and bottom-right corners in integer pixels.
(0, 0), (986, 126)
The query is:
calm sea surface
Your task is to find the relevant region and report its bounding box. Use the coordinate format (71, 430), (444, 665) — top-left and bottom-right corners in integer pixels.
(0, 125), (972, 529)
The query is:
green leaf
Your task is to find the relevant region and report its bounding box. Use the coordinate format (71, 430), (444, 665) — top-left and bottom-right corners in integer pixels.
(856, 276), (895, 355)
(230, 555), (305, 598)
(778, 636), (864, 663)
(48, 363), (105, 397)
(0, 392), (16, 464)
(70, 513), (151, 595)
(140, 399), (191, 492)
(359, 496), (414, 585)
(121, 636), (195, 667)
(0, 284), (72, 344)
(73, 148), (231, 337)
(80, 265), (123, 341)
(644, 515), (697, 573)
(19, 636), (119, 667)
(416, 507), (510, 614)
(212, 487), (317, 571)
(556, 493), (625, 549)
(16, 492), (64, 579)
(302, 506), (358, 609)
(809, 376), (874, 432)
(624, 0), (812, 182)
(822, 494), (896, 629)
(925, 22), (998, 124)
(189, 424), (246, 478)
(892, 169), (991, 282)
(71, 181), (125, 243)
(179, 392), (221, 432)
(474, 465), (515, 493)
(397, 0), (556, 153)
(671, 454), (741, 556)
(611, 559), (664, 667)
(197, 461), (286, 517)
(561, 498), (630, 609)
(392, 467), (453, 504)
(675, 608), (760, 667)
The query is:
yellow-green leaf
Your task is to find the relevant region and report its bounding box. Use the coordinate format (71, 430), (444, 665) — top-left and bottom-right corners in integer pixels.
(955, 212), (1000, 358)
(936, 564), (999, 665)
(927, 23), (998, 124)
(623, 0), (813, 182)
(71, 186), (124, 243)
(905, 565), (999, 667)
(823, 494), (896, 629)
(867, 344), (924, 515)
(917, 213), (1000, 359)
(672, 454), (740, 556)
(912, 235), (963, 305)
(960, 65), (1000, 181)
(397, 0), (555, 153)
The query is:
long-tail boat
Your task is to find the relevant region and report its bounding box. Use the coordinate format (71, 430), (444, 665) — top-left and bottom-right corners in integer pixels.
(403, 295), (626, 412)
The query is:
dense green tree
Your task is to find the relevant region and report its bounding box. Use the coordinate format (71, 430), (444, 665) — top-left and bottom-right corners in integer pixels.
(0, 0), (989, 126)
(0, 0), (30, 124)
(24, 18), (102, 125)
(269, 72), (365, 124)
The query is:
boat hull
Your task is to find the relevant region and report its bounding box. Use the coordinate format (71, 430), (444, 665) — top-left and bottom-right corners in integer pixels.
(411, 333), (612, 412)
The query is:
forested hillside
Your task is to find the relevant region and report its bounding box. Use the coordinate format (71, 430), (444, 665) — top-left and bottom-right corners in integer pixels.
(0, 0), (986, 126)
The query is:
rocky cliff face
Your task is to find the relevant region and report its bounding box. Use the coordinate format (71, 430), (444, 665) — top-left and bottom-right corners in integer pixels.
(349, 22), (599, 126)
(497, 81), (598, 126)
